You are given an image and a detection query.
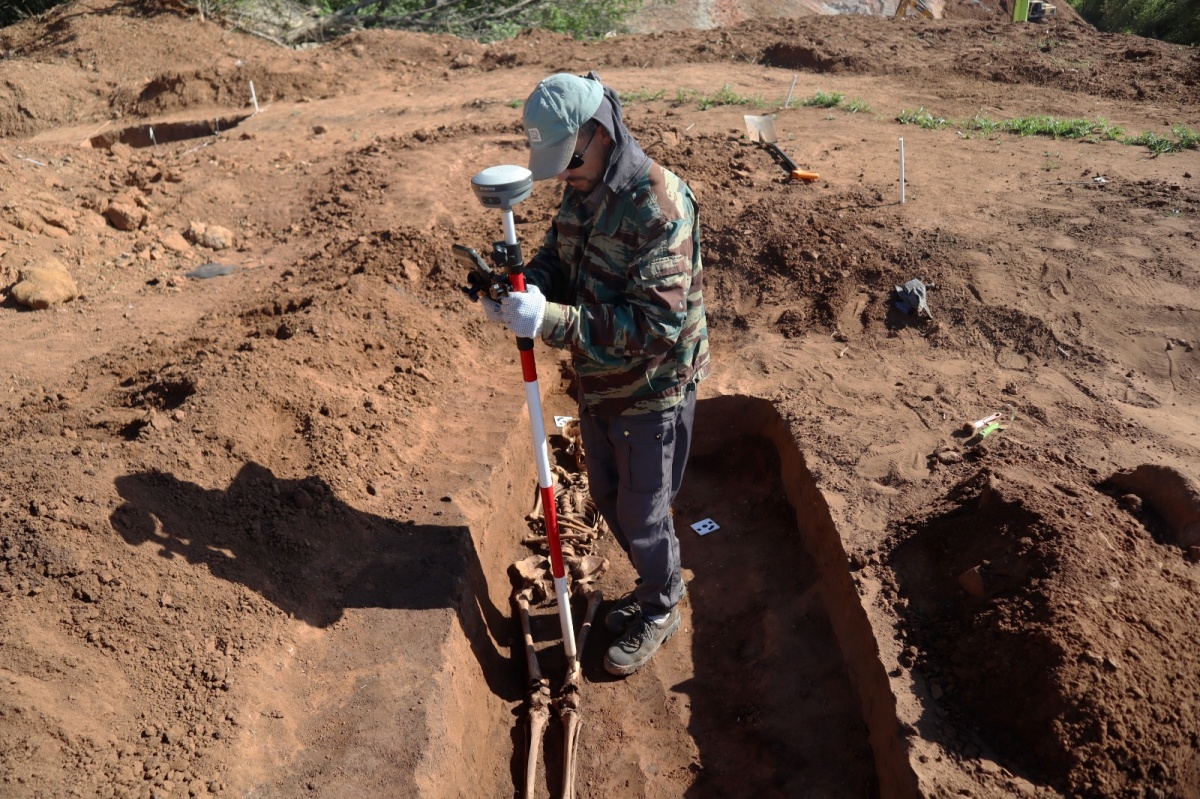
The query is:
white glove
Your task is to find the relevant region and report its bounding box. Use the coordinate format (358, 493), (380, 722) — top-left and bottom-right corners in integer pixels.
(500, 284), (546, 339)
(481, 297), (505, 325)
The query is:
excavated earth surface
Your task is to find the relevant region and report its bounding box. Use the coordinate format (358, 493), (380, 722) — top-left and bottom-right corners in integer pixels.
(1, 1), (1199, 798)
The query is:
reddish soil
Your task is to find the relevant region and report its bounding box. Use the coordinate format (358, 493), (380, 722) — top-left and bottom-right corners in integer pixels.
(1, 1), (1199, 798)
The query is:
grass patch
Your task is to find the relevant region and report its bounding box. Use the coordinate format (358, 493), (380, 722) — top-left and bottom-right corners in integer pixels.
(959, 113), (1123, 141)
(1003, 115), (1122, 140)
(896, 108), (1197, 154)
(844, 98), (872, 114)
(799, 90), (845, 109)
(1123, 125), (1200, 155)
(675, 84), (767, 111)
(619, 88), (666, 105)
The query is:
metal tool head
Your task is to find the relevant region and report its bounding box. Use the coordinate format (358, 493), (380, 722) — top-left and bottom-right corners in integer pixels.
(471, 164), (533, 210)
(743, 114), (779, 144)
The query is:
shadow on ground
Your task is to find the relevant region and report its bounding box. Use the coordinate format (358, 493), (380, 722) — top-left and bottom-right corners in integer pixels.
(111, 461), (519, 701)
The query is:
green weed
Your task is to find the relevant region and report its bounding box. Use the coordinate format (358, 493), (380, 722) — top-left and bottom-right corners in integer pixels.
(1000, 115), (1123, 140)
(618, 88), (666, 105)
(962, 112), (1002, 136)
(1123, 125), (1200, 154)
(900, 108), (1134, 145)
(897, 107), (951, 129)
(800, 91), (845, 109)
(844, 98), (872, 114)
(676, 85), (765, 111)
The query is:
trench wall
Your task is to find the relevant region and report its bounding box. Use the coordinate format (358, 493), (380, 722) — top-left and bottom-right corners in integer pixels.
(692, 394), (920, 799)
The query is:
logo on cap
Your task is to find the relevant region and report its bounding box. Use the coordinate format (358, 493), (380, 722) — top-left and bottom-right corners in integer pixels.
(527, 128), (542, 143)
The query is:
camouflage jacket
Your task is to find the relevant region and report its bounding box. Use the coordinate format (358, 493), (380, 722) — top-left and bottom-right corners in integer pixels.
(525, 162), (710, 417)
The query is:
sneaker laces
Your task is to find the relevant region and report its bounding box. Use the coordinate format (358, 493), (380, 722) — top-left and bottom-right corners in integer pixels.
(619, 618), (655, 652)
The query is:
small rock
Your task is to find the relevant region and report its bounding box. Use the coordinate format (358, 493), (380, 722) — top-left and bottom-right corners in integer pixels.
(936, 450), (963, 465)
(103, 200), (147, 231)
(158, 230), (191, 253)
(312, 124), (327, 135)
(1011, 776), (1037, 796)
(41, 208), (77, 234)
(400, 258), (421, 282)
(10, 265), (79, 309)
(957, 565), (985, 598)
(186, 221), (233, 250)
(1117, 493), (1143, 512)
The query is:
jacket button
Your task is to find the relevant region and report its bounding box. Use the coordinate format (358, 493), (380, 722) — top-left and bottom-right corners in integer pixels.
(623, 430), (629, 437)
(655, 433), (662, 440)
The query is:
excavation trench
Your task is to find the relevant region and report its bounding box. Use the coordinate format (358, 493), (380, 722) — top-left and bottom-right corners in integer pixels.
(440, 394), (917, 797)
(89, 114), (251, 149)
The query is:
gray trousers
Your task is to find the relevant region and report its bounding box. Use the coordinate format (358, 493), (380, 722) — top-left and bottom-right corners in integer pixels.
(579, 388), (696, 617)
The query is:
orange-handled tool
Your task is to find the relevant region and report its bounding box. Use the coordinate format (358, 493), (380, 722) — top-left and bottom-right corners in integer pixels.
(765, 142), (819, 182)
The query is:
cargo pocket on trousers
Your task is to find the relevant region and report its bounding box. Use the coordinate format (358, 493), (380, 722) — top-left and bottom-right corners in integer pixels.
(618, 417), (675, 495)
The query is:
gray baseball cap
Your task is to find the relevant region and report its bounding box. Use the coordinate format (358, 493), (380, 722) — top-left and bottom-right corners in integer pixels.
(522, 73), (604, 180)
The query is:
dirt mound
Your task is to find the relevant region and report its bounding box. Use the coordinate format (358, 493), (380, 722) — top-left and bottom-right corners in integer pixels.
(886, 469), (1200, 797)
(1, 1), (1199, 797)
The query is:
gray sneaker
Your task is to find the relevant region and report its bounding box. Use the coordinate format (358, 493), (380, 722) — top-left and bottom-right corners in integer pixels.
(605, 583), (686, 633)
(604, 592), (641, 633)
(603, 605), (681, 676)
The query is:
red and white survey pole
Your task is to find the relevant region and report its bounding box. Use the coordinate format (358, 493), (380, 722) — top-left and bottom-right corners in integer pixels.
(471, 165), (577, 666)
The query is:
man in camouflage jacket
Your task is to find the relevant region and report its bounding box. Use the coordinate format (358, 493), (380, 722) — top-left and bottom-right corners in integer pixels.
(485, 72), (710, 676)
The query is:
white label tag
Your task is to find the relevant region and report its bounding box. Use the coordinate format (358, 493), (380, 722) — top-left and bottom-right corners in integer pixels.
(527, 127), (542, 142)
(553, 416), (575, 429)
(691, 518), (719, 536)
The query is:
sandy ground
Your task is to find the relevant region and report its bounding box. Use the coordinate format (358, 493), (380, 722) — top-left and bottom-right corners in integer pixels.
(1, 1), (1199, 798)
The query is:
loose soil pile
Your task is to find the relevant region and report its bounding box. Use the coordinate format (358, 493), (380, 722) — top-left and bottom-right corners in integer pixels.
(1, 1), (1198, 798)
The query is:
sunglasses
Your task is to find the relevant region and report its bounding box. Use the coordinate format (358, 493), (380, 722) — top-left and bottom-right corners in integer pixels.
(567, 127), (599, 171)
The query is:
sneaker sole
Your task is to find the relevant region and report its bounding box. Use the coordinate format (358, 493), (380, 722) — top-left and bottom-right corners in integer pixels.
(602, 612), (681, 676)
